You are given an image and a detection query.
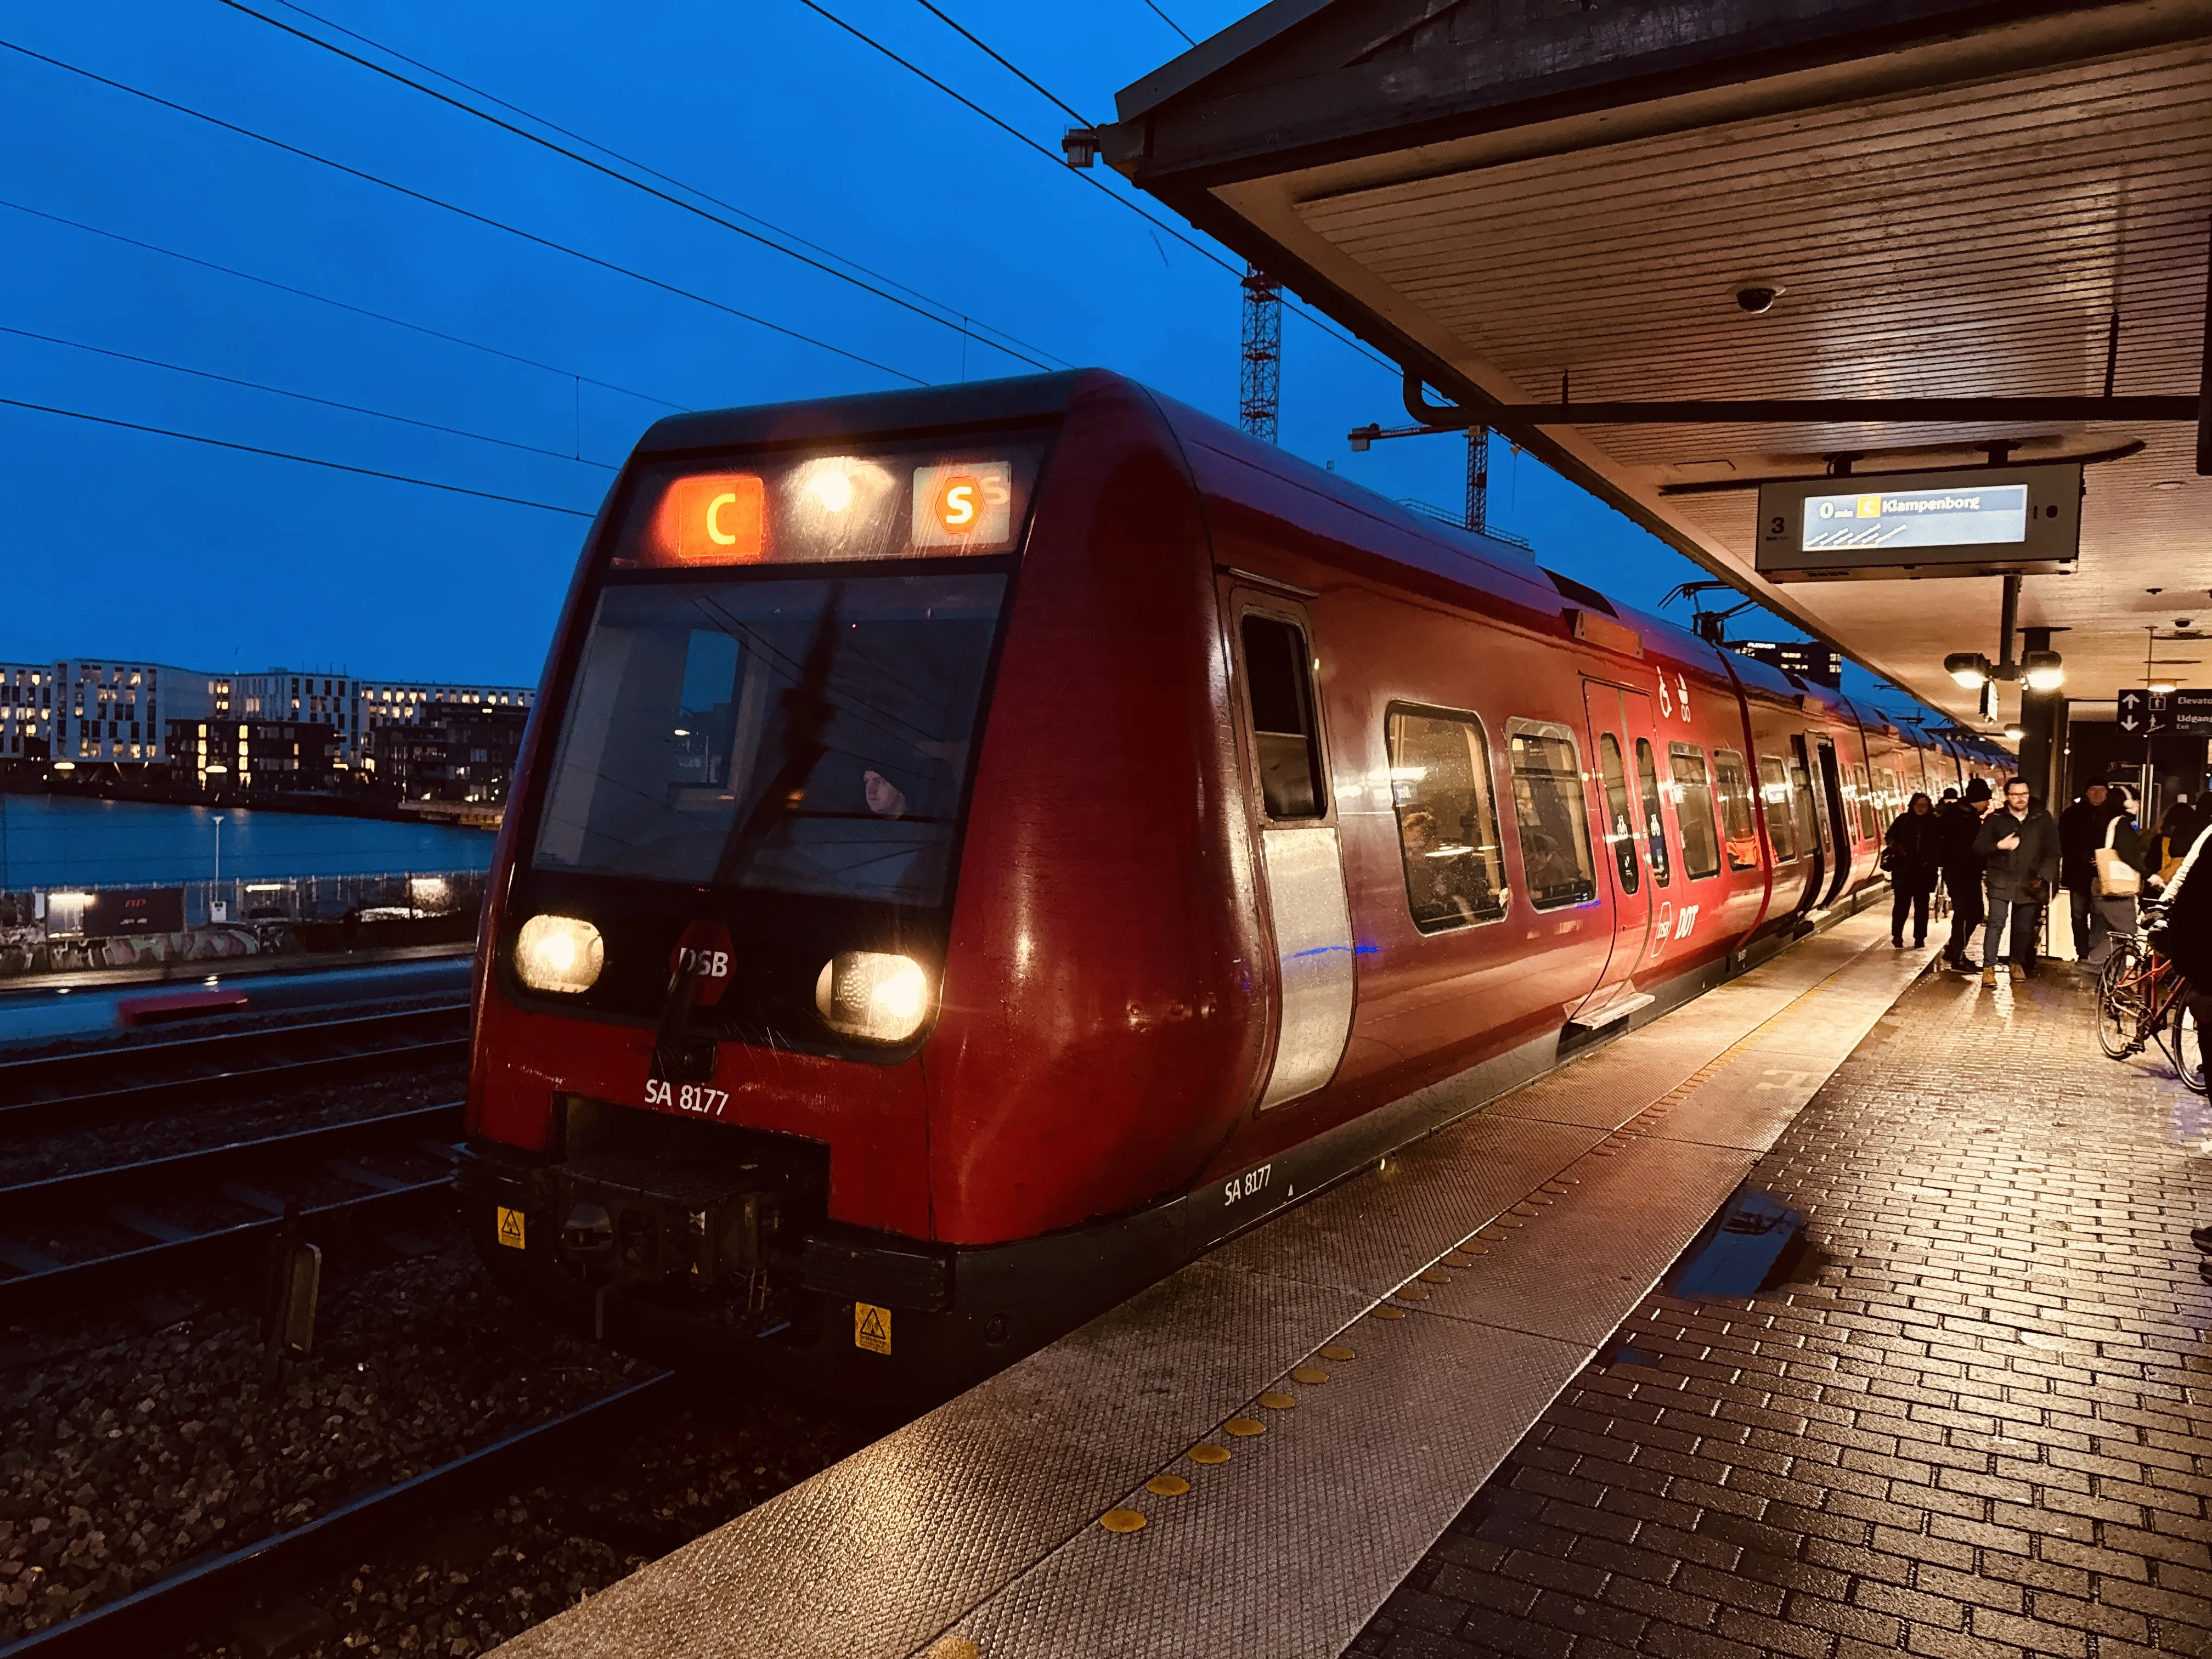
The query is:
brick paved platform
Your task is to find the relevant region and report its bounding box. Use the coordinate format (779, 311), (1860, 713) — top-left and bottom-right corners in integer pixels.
(1350, 966), (2212, 1659)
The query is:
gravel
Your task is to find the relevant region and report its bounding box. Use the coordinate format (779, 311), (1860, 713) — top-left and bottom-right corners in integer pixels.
(7, 1053), (464, 1186)
(0, 1228), (656, 1645)
(230, 1397), (856, 1659)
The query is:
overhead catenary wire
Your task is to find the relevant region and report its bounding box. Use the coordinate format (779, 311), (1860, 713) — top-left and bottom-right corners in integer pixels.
(211, 0), (1061, 373)
(1137, 0), (1197, 46)
(0, 396), (597, 516)
(259, 0), (1069, 373)
(0, 198), (689, 411)
(0, 36), (930, 386)
(0, 322), (619, 469)
(907, 0), (1092, 127)
(799, 0), (1397, 375)
(893, 0), (1395, 376)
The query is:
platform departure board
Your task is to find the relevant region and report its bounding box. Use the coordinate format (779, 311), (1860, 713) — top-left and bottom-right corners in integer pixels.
(1755, 461), (2081, 580)
(1799, 484), (2029, 551)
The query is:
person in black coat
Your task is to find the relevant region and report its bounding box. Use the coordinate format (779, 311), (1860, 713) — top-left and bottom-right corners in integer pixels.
(1934, 778), (1991, 972)
(1973, 777), (2061, 984)
(2157, 823), (2212, 1268)
(1884, 792), (1940, 947)
(2059, 780), (2123, 964)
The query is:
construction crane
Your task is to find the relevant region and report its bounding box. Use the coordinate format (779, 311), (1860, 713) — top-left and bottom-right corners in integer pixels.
(1239, 268), (1282, 443)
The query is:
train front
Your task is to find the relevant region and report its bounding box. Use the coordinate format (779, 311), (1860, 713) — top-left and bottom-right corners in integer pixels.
(458, 375), (1266, 1403)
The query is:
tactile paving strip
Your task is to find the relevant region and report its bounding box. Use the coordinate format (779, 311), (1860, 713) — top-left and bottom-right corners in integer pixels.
(498, 910), (1930, 1659)
(500, 1262), (1365, 1659)
(939, 1310), (1587, 1658)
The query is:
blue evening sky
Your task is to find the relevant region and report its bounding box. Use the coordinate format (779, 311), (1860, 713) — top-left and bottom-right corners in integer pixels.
(2, 1), (1914, 707)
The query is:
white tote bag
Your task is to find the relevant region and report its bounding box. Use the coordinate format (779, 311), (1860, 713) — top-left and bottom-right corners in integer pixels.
(2095, 817), (2141, 897)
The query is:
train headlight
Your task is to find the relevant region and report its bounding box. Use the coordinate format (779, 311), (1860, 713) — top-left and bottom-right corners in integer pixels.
(515, 914), (603, 994)
(815, 951), (930, 1043)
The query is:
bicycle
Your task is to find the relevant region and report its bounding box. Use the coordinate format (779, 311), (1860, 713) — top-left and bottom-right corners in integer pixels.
(2095, 900), (2209, 1094)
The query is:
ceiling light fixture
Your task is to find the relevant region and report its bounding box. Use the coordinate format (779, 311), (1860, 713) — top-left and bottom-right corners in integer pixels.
(1945, 652), (1993, 689)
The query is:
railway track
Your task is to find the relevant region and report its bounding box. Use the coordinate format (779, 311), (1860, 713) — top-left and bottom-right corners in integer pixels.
(0, 1373), (678, 1659)
(0, 1101), (465, 1319)
(0, 1003), (470, 1135)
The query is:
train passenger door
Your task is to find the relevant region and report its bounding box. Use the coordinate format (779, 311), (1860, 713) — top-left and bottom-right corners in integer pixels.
(1229, 595), (1354, 1110)
(1788, 736), (1829, 910)
(1574, 681), (1656, 1020)
(1814, 738), (1854, 905)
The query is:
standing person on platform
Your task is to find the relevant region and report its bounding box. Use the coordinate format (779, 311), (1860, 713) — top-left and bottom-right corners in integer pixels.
(1884, 792), (1940, 949)
(1974, 777), (2060, 985)
(2149, 798), (2204, 889)
(2082, 786), (2149, 969)
(1935, 778), (1991, 973)
(2151, 821), (2212, 1271)
(2059, 779), (2119, 964)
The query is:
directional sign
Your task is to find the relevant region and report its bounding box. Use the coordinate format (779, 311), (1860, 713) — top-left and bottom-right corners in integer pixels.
(2169, 691), (2212, 734)
(2117, 688), (2212, 736)
(2117, 688), (2166, 735)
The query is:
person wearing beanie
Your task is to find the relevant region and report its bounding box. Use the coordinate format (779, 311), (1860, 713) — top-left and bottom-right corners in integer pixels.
(1933, 777), (1993, 972)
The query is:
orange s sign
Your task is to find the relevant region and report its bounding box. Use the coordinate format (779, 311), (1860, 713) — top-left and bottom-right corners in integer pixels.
(912, 461), (1012, 549)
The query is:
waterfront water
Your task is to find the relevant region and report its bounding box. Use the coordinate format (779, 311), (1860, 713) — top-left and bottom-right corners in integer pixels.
(0, 795), (496, 890)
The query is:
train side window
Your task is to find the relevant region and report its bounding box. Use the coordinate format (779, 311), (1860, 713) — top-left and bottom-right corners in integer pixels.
(1791, 753), (1825, 854)
(1506, 719), (1597, 909)
(1239, 613), (1323, 820)
(1596, 734), (1639, 895)
(1634, 737), (1672, 887)
(1757, 755), (1798, 861)
(1668, 742), (1722, 879)
(1387, 706), (1508, 930)
(1713, 749), (1759, 872)
(1850, 763), (1879, 842)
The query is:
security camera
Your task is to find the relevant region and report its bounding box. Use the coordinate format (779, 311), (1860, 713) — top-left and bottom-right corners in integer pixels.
(2180, 619), (2195, 629)
(1734, 284), (1784, 314)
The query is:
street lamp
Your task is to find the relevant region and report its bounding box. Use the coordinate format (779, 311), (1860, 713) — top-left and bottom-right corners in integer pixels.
(211, 814), (225, 923)
(2021, 650), (2065, 691)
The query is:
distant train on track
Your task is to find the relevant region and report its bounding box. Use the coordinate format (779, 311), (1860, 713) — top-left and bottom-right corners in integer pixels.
(458, 369), (2007, 1401)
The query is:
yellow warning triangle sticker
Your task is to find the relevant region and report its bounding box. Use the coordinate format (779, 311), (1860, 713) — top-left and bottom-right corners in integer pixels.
(854, 1301), (891, 1354)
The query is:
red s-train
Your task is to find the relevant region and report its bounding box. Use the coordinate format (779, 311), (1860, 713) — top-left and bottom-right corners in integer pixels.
(460, 369), (2000, 1402)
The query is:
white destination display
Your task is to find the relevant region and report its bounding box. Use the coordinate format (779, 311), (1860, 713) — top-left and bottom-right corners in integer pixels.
(1800, 484), (2029, 551)
(1753, 460), (2080, 582)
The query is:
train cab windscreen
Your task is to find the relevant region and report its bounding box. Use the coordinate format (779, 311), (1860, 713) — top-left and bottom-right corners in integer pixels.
(533, 573), (1002, 906)
(530, 438), (1047, 911)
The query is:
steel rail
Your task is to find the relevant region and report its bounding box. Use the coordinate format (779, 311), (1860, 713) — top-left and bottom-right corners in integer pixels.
(0, 1374), (678, 1658)
(0, 1165), (460, 1321)
(0, 1100), (462, 1214)
(0, 1010), (470, 1135)
(0, 1001), (466, 1095)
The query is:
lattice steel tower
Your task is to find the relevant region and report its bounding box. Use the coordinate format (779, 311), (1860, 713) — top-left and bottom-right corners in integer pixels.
(1464, 424), (1490, 533)
(1238, 267), (1282, 443)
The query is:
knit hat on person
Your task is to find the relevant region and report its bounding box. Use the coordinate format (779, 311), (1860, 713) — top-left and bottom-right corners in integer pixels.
(1963, 778), (1993, 803)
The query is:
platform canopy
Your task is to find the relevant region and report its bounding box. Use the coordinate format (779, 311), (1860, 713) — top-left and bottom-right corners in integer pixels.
(1102, 0), (2212, 730)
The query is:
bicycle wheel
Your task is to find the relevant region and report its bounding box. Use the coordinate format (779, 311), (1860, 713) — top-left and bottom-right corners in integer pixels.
(2097, 943), (2147, 1059)
(2171, 997), (2210, 1096)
